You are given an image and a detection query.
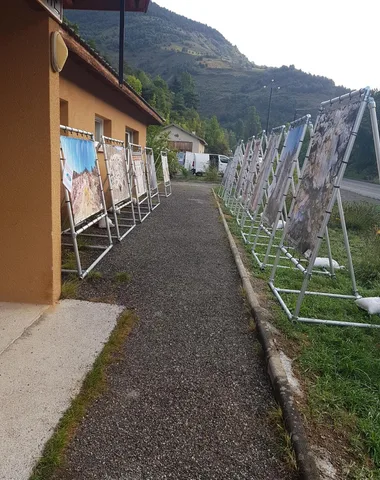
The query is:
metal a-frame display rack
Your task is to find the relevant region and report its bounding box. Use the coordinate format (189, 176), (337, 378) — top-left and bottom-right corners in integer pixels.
(269, 88), (380, 328)
(60, 125), (113, 278)
(101, 135), (136, 241)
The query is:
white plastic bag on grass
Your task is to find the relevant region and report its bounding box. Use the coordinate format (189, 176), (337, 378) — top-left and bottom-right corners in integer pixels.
(355, 297), (380, 315)
(314, 257), (342, 270)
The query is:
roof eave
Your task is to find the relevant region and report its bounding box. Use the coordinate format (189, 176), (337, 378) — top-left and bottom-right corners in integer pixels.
(63, 0), (150, 13)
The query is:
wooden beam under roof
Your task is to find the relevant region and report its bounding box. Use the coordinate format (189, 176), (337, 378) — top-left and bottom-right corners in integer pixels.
(63, 0), (150, 12)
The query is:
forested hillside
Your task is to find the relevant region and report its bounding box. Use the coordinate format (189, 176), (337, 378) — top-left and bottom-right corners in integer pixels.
(65, 3), (347, 129)
(65, 3), (380, 180)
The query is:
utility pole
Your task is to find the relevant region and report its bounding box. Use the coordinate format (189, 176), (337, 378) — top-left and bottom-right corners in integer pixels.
(119, 0), (125, 85)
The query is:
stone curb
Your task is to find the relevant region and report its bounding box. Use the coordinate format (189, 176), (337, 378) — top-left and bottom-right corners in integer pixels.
(213, 191), (320, 480)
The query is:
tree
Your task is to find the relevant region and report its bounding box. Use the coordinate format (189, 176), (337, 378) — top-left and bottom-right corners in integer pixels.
(227, 130), (237, 151)
(348, 90), (380, 181)
(244, 106), (261, 140)
(126, 75), (143, 95)
(204, 116), (230, 155)
(183, 90), (199, 110)
(63, 17), (79, 35)
(172, 93), (186, 115)
(147, 126), (179, 178)
(177, 109), (204, 138)
(234, 119), (245, 142)
(171, 76), (182, 94)
(87, 38), (97, 51)
(181, 72), (199, 109)
(153, 76), (172, 119)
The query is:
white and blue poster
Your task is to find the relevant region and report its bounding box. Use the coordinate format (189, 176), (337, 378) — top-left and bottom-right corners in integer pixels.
(60, 136), (103, 225)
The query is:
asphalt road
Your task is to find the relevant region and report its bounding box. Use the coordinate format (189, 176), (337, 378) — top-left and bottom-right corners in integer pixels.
(342, 178), (380, 201)
(55, 182), (294, 480)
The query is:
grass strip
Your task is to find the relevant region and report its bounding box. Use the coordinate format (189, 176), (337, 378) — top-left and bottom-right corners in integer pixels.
(218, 194), (380, 478)
(30, 309), (138, 480)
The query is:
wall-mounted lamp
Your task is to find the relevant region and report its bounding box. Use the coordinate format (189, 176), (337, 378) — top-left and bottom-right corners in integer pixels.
(51, 32), (68, 73)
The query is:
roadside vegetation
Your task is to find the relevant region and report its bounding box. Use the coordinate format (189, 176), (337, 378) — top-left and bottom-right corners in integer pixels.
(221, 198), (380, 479)
(204, 166), (220, 182)
(60, 277), (80, 299)
(175, 170), (222, 183)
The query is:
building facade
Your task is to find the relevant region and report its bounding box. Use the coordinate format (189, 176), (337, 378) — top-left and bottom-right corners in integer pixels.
(0, 0), (161, 305)
(163, 124), (207, 154)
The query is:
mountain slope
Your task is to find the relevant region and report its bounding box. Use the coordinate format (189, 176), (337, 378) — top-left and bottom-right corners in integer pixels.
(65, 3), (348, 129)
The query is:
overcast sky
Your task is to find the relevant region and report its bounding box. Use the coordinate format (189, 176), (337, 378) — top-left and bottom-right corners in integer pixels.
(154, 0), (378, 90)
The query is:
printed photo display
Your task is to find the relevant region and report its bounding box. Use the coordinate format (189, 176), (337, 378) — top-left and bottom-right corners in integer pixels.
(161, 153), (170, 184)
(60, 136), (103, 225)
(133, 153), (147, 197)
(285, 100), (362, 258)
(146, 150), (158, 190)
(104, 143), (130, 204)
(263, 122), (306, 227)
(249, 130), (282, 212)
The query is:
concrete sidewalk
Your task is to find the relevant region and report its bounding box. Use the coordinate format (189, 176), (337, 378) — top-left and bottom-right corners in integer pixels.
(53, 182), (293, 479)
(0, 300), (123, 480)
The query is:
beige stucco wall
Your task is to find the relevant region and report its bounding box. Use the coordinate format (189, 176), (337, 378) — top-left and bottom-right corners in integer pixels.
(60, 58), (147, 147)
(0, 1), (61, 304)
(0, 1), (153, 305)
(164, 126), (205, 153)
(60, 57), (149, 193)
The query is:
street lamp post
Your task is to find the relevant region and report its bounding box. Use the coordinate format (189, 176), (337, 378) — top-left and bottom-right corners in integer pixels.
(264, 79), (280, 133)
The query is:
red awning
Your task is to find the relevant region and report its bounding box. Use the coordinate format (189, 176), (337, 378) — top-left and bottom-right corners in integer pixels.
(63, 0), (150, 12)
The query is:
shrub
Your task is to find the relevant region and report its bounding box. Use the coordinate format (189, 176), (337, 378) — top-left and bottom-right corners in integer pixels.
(204, 166), (219, 182)
(180, 166), (190, 178)
(330, 202), (380, 232)
(355, 235), (380, 288)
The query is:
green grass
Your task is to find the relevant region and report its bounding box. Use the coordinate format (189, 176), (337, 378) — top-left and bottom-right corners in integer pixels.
(219, 197), (380, 478)
(30, 310), (138, 480)
(330, 202), (380, 233)
(61, 278), (80, 299)
(204, 166), (220, 182)
(175, 173), (220, 183)
(180, 166), (190, 179)
(269, 407), (297, 471)
(86, 270), (103, 281)
(61, 251), (77, 270)
(114, 271), (132, 284)
(76, 236), (90, 250)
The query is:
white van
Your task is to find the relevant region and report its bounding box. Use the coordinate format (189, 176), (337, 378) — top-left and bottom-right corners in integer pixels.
(218, 155), (229, 174)
(184, 152), (229, 175)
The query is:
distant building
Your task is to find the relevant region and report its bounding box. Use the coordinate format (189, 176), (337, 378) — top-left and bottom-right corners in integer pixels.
(162, 124), (207, 154)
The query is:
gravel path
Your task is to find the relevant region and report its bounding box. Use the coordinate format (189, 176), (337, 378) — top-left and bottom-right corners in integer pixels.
(58, 183), (293, 479)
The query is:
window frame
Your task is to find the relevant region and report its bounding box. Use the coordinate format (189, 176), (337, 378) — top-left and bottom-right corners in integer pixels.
(125, 128), (134, 146)
(95, 116), (104, 149)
